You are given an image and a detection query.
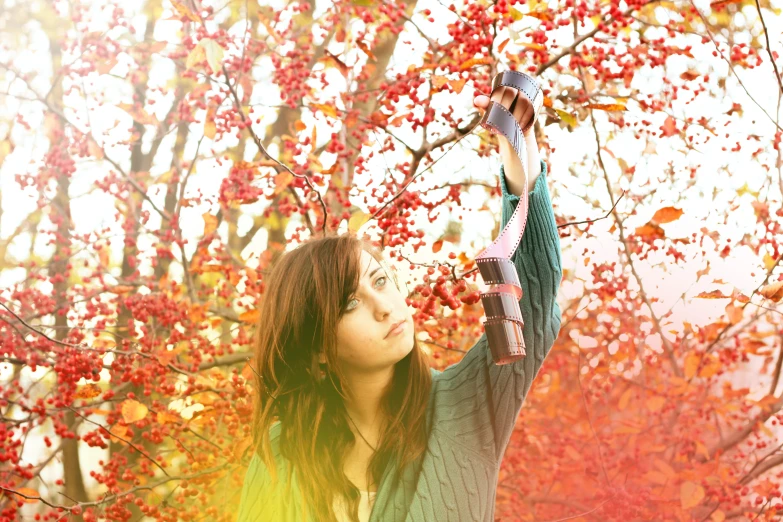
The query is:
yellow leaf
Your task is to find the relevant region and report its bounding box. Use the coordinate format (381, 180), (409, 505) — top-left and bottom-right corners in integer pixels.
(121, 399), (148, 424)
(186, 44), (205, 70)
(736, 182), (759, 198)
(199, 38), (224, 75)
(760, 281), (783, 302)
(348, 210), (370, 233)
(239, 309), (260, 324)
(202, 212), (218, 236)
(684, 351), (700, 379)
(763, 252), (776, 271)
(554, 108), (577, 128)
(171, 0), (201, 22)
(680, 481), (705, 510)
(509, 7), (524, 20)
(651, 206), (683, 224)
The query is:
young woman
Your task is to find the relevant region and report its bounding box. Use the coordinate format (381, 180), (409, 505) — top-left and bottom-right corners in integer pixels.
(236, 77), (563, 522)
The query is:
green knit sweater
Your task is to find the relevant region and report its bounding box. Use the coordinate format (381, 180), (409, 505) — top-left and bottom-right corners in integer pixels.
(236, 160), (563, 522)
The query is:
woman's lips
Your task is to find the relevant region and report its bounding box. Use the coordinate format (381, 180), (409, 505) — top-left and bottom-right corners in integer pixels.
(386, 319), (406, 338)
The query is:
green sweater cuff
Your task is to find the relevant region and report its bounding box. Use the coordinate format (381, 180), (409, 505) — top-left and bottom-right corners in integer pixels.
(499, 159), (559, 256)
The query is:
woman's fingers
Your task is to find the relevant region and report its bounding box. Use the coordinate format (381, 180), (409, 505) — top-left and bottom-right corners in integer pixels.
(500, 87), (516, 114)
(520, 101), (534, 131)
(473, 94), (490, 109)
(490, 88), (504, 106)
(484, 85), (537, 130)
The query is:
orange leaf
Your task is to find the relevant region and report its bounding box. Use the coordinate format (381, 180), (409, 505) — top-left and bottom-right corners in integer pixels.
(75, 384), (102, 399)
(526, 11), (553, 22)
(202, 212), (218, 236)
(7, 487), (40, 503)
(725, 302), (743, 324)
(432, 239), (444, 253)
(310, 103), (338, 119)
(695, 290), (730, 299)
(109, 424), (130, 444)
(742, 339), (771, 355)
(699, 354), (721, 378)
(459, 57), (493, 70)
(157, 411), (181, 425)
(273, 171), (294, 196)
(618, 387), (634, 410)
(661, 116), (679, 137)
(239, 309), (260, 324)
(651, 206), (683, 224)
(680, 70), (701, 81)
(294, 120), (307, 132)
(543, 96), (553, 108)
(449, 78), (468, 94)
(204, 105), (217, 139)
(121, 399), (149, 424)
(684, 351), (700, 379)
(646, 396), (666, 412)
(356, 39), (376, 61)
(497, 38), (510, 53)
(680, 481), (705, 510)
(759, 281), (783, 302)
(431, 76), (449, 90)
(634, 223), (665, 239)
(586, 103), (627, 111)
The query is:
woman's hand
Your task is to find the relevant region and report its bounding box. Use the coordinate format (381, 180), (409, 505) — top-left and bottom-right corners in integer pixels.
(473, 86), (541, 196)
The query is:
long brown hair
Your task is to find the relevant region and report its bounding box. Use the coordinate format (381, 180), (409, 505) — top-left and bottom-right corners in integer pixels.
(250, 233), (432, 522)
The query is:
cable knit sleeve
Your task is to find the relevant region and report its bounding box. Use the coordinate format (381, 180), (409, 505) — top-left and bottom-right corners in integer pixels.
(430, 159), (563, 463)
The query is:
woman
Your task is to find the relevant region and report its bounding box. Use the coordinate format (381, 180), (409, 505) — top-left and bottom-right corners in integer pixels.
(236, 78), (563, 522)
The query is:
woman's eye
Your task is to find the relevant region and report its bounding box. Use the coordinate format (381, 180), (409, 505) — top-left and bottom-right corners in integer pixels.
(345, 277), (388, 312)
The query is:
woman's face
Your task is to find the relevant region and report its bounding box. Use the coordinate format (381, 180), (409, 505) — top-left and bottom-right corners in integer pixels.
(331, 249), (414, 373)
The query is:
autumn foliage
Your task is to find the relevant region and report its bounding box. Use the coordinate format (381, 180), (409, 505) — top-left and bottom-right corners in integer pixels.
(1, 0), (783, 521)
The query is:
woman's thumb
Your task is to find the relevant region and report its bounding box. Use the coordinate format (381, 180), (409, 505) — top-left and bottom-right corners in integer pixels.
(473, 94), (490, 109)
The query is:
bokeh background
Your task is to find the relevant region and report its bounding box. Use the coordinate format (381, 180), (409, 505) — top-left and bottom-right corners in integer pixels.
(1, 0), (783, 520)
